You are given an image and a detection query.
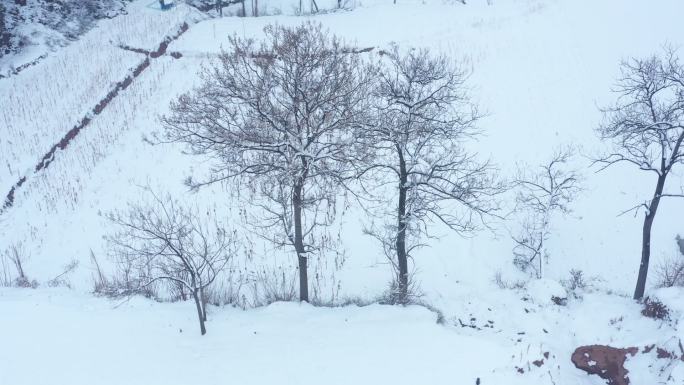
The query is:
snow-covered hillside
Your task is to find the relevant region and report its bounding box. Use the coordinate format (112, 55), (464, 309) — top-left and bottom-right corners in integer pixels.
(2, 0), (684, 384)
(0, 0), (133, 76)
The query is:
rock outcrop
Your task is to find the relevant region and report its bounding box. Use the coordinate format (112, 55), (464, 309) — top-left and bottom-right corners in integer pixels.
(571, 345), (638, 385)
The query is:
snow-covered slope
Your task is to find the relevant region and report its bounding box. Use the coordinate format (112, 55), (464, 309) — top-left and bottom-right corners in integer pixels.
(3, 0), (683, 298)
(0, 0), (131, 76)
(1, 0), (684, 384)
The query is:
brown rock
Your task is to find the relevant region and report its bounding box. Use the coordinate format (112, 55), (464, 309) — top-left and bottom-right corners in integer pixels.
(571, 345), (638, 385)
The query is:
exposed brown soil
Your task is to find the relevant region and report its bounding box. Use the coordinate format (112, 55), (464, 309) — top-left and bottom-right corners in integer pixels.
(118, 44), (150, 55)
(2, 176), (26, 210)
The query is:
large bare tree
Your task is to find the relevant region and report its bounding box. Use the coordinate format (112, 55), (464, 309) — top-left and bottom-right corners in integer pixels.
(107, 192), (233, 335)
(162, 23), (371, 302)
(361, 45), (503, 303)
(595, 49), (684, 300)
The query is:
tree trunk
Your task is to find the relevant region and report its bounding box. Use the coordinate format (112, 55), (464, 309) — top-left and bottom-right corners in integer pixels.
(395, 148), (409, 303)
(192, 288), (207, 335)
(293, 183), (308, 302)
(537, 232), (544, 279)
(200, 287), (207, 322)
(634, 174), (666, 300)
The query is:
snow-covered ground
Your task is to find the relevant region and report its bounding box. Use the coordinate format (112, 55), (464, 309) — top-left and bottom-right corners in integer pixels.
(2, 0), (684, 383)
(1, 286), (682, 385)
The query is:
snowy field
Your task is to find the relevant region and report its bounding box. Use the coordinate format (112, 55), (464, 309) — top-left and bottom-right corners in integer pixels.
(2, 286), (683, 385)
(2, 0), (684, 384)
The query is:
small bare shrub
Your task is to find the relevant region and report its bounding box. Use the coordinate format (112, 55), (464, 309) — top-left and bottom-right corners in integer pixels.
(47, 260), (79, 288)
(91, 251), (110, 294)
(378, 274), (422, 306)
(250, 267), (297, 306)
(4, 243), (38, 288)
(312, 296), (375, 308)
(205, 274), (248, 309)
(654, 255), (684, 288)
(1, 253), (12, 287)
(493, 270), (527, 290)
(561, 269), (587, 291)
(91, 250), (157, 299)
(641, 297), (670, 321)
(560, 268), (599, 300)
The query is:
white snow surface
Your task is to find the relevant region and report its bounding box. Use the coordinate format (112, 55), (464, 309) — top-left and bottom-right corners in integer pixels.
(526, 278), (567, 305)
(1, 286), (682, 385)
(2, 0), (684, 384)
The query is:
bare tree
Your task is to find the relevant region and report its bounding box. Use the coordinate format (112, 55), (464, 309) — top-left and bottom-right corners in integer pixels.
(162, 23), (372, 302)
(512, 147), (581, 278)
(595, 49), (684, 300)
(107, 192), (234, 335)
(360, 45), (503, 303)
